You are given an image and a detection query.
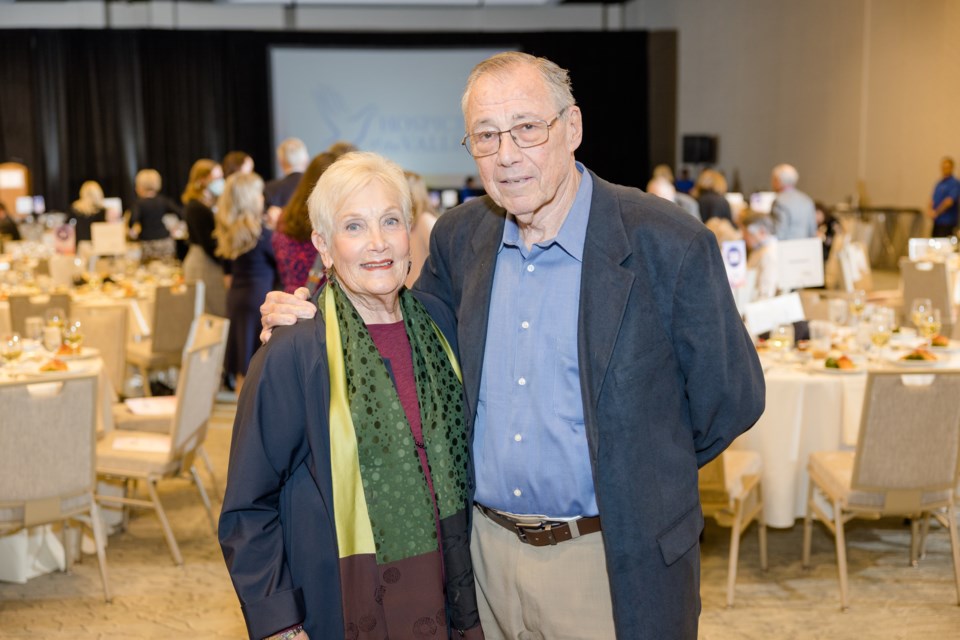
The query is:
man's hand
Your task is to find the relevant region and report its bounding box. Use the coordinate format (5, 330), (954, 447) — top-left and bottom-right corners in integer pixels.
(260, 287), (316, 343)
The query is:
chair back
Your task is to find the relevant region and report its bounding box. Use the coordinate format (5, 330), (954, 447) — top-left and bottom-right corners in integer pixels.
(900, 257), (955, 331)
(698, 455), (730, 506)
(0, 373), (98, 528)
(150, 282), (204, 354)
(48, 254), (82, 288)
(852, 371), (960, 512)
(72, 304), (128, 395)
(184, 314), (228, 354)
(7, 293), (71, 335)
(169, 316), (229, 455)
(837, 240), (873, 292)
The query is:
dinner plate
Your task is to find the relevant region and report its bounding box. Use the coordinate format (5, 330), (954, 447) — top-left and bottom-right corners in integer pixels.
(889, 356), (948, 368)
(928, 340), (960, 354)
(17, 359), (94, 377)
(807, 360), (865, 375)
(52, 346), (100, 361)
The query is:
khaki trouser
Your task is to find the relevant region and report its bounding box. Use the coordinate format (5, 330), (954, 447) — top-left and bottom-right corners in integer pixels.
(471, 506), (617, 640)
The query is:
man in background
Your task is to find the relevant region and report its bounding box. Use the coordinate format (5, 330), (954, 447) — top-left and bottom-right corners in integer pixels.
(263, 137), (309, 227)
(770, 163), (816, 240)
(647, 174), (701, 221)
(928, 156), (960, 238)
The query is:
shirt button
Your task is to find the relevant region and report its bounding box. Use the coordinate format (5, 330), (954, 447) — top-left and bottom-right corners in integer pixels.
(513, 488), (522, 497)
(518, 377), (526, 386)
(526, 264), (535, 273)
(521, 321), (530, 329)
(514, 433), (522, 442)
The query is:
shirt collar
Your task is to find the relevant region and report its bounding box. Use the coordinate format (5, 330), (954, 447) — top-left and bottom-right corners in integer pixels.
(500, 162), (592, 262)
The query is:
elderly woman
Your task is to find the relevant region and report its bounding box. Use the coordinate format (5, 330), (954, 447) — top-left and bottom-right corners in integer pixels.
(219, 152), (483, 640)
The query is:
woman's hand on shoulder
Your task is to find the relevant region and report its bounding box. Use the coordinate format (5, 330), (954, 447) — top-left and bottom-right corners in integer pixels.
(260, 287), (317, 343)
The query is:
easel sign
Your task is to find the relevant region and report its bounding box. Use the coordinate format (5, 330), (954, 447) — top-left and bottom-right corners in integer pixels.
(721, 239), (748, 289)
(777, 238), (824, 290)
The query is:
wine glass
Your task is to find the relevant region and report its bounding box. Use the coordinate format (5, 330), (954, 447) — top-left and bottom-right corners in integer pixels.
(770, 323), (795, 362)
(63, 320), (84, 355)
(828, 298), (849, 327)
(45, 306), (66, 330)
(911, 297), (933, 333)
(919, 308), (942, 348)
(869, 308), (894, 363)
(848, 290), (867, 326)
(1, 333), (23, 366)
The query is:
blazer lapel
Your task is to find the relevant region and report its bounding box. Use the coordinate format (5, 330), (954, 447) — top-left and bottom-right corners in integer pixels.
(578, 173), (635, 415)
(458, 202), (506, 435)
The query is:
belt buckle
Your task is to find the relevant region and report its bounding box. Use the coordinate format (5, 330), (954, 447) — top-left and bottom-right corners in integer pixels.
(515, 520), (556, 545)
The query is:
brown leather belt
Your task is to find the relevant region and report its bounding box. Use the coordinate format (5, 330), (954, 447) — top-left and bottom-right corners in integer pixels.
(476, 504), (602, 547)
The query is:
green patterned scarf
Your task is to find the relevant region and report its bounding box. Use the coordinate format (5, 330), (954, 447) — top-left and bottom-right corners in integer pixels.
(322, 281), (469, 564)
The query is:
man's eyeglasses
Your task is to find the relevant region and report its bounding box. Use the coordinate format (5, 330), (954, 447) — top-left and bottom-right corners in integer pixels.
(461, 109), (567, 158)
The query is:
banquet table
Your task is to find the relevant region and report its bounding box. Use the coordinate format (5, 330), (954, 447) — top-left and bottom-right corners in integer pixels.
(733, 345), (960, 528)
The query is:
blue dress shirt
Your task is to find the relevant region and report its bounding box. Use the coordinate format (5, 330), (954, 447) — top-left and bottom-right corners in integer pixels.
(933, 176), (960, 227)
(473, 164), (597, 518)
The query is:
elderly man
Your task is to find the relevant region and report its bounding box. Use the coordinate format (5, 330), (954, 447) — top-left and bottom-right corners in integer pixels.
(647, 175), (701, 220)
(770, 163), (816, 240)
(928, 156), (960, 238)
(261, 52), (764, 640)
(263, 137), (309, 225)
(742, 210), (780, 300)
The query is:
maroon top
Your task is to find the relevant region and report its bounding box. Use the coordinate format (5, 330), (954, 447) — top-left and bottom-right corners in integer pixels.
(272, 231), (318, 293)
(366, 321), (437, 506)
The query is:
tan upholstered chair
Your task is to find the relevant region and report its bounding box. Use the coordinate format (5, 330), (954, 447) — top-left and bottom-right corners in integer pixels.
(112, 314), (229, 497)
(0, 372), (110, 601)
(7, 293), (71, 335)
(699, 450), (768, 607)
(97, 315), (228, 565)
(125, 282), (203, 395)
(72, 304), (128, 397)
(900, 258), (956, 338)
(803, 370), (960, 610)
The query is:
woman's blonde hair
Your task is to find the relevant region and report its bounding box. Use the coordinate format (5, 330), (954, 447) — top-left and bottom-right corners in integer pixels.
(307, 151), (411, 245)
(404, 171), (436, 225)
(693, 169), (728, 196)
(181, 159), (218, 205)
(72, 181), (105, 216)
(214, 172), (265, 260)
(135, 169), (162, 195)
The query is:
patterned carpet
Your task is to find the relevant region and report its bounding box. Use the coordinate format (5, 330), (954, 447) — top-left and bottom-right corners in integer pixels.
(1, 399), (959, 639)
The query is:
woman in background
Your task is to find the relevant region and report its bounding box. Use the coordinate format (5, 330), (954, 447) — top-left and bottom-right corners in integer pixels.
(693, 168), (733, 225)
(404, 171), (439, 288)
(222, 151), (254, 179)
(214, 172), (277, 394)
(182, 159), (227, 317)
(69, 180), (107, 243)
(130, 169), (181, 262)
(272, 152), (336, 293)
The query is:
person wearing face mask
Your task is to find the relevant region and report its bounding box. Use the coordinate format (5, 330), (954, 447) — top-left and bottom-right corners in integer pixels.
(182, 158), (228, 317)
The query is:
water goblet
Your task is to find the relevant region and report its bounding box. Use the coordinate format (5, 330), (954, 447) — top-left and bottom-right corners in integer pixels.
(63, 320), (84, 355)
(911, 297), (933, 333)
(869, 309), (894, 363)
(848, 290), (867, 326)
(1, 333), (23, 366)
(919, 308), (942, 348)
(45, 306), (66, 330)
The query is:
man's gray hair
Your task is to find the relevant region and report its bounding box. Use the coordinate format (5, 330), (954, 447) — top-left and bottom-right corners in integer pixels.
(278, 138), (309, 170)
(461, 51), (576, 119)
(741, 210), (776, 235)
(772, 163), (799, 188)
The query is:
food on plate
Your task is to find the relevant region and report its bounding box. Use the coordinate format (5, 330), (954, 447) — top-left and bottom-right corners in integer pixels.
(825, 355), (857, 370)
(930, 334), (950, 347)
(39, 358), (69, 372)
(901, 348), (938, 362)
(55, 343), (75, 356)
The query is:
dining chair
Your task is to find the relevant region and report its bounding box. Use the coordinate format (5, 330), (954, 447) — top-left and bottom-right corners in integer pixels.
(699, 450), (768, 607)
(0, 372), (111, 601)
(802, 370), (960, 610)
(112, 314), (229, 498)
(125, 281), (203, 395)
(7, 293), (71, 335)
(97, 313), (228, 565)
(71, 303), (128, 397)
(899, 257), (955, 338)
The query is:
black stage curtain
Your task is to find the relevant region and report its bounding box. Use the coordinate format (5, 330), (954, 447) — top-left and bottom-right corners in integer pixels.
(0, 29), (648, 212)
